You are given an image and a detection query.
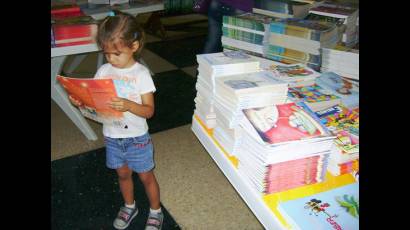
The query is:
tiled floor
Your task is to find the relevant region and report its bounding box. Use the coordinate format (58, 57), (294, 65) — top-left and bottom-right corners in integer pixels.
(51, 13), (263, 229)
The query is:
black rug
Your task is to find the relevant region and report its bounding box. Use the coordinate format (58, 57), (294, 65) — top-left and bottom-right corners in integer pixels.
(148, 69), (197, 133)
(145, 35), (206, 68)
(51, 148), (181, 230)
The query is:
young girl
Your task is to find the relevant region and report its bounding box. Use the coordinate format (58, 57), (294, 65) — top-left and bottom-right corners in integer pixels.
(69, 10), (163, 230)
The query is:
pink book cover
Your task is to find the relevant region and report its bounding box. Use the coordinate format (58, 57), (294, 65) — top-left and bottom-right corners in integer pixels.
(243, 102), (327, 145)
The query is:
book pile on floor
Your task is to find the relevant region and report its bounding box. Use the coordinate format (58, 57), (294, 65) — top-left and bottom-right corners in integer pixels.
(51, 2), (98, 47)
(321, 44), (359, 80)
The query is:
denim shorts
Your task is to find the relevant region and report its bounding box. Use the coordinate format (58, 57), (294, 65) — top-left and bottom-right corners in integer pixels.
(104, 133), (154, 173)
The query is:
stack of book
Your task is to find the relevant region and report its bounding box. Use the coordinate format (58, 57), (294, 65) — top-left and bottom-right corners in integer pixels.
(221, 13), (272, 56)
(213, 70), (289, 157)
(321, 44), (359, 80)
(315, 71), (358, 109)
(266, 18), (339, 71)
(51, 3), (98, 47)
(236, 102), (335, 195)
(307, 1), (358, 47)
(194, 51), (260, 129)
(314, 104), (359, 176)
(252, 0), (313, 19)
(277, 182), (359, 230)
(214, 70), (288, 128)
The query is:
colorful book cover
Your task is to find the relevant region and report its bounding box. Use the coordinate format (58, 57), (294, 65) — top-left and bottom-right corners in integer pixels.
(269, 63), (319, 79)
(57, 75), (126, 125)
(316, 104), (359, 155)
(243, 102), (330, 144)
(278, 182), (359, 230)
(288, 84), (340, 103)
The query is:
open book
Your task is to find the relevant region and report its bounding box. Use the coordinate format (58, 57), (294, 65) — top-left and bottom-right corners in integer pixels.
(57, 75), (128, 125)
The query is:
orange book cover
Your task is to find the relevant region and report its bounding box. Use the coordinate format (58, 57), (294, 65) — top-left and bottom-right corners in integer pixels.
(57, 75), (123, 124)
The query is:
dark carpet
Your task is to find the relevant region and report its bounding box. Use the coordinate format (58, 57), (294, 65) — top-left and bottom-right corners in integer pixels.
(145, 35), (206, 68)
(148, 69), (197, 133)
(51, 148), (181, 230)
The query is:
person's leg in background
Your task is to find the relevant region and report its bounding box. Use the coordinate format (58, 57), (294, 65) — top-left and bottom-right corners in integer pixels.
(202, 0), (247, 54)
(202, 0), (223, 54)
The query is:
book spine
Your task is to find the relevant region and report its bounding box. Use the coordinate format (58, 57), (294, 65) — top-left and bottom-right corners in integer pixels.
(223, 15), (266, 32)
(222, 27), (264, 45)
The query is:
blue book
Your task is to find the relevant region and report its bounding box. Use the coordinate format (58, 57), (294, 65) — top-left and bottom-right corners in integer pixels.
(278, 182), (359, 230)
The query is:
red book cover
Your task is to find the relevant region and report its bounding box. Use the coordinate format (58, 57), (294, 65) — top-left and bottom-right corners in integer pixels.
(51, 4), (84, 19)
(243, 102), (328, 145)
(57, 75), (123, 124)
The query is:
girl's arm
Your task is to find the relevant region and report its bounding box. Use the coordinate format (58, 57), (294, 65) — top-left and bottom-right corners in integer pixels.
(109, 92), (155, 119)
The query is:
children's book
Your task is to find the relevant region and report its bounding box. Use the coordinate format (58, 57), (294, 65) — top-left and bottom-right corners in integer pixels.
(242, 102), (330, 145)
(288, 84), (341, 112)
(315, 72), (359, 109)
(57, 75), (129, 126)
(278, 182), (359, 230)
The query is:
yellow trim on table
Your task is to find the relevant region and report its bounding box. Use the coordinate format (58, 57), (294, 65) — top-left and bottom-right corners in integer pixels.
(194, 115), (239, 168)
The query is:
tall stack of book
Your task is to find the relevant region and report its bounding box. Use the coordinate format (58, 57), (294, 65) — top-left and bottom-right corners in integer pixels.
(266, 18), (339, 71)
(307, 1), (358, 47)
(221, 13), (272, 56)
(252, 0), (313, 19)
(236, 101), (335, 195)
(51, 3), (98, 47)
(213, 70), (288, 156)
(321, 44), (359, 80)
(194, 51), (261, 129)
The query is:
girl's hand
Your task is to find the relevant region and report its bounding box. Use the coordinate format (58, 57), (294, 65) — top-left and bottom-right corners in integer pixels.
(109, 97), (132, 112)
(68, 95), (83, 107)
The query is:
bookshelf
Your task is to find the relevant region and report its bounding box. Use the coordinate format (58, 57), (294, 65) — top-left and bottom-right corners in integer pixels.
(191, 116), (285, 230)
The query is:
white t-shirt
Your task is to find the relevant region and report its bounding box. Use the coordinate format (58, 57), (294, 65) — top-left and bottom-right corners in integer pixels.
(94, 62), (156, 138)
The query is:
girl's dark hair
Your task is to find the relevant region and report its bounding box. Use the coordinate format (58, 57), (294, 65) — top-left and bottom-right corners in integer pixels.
(97, 10), (145, 58)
